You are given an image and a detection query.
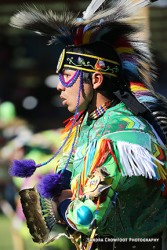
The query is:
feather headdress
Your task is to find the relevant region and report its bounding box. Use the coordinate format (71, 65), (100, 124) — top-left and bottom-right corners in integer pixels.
(10, 0), (167, 188)
(10, 0), (158, 85)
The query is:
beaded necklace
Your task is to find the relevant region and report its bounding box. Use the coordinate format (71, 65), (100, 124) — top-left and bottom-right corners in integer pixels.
(88, 100), (113, 120)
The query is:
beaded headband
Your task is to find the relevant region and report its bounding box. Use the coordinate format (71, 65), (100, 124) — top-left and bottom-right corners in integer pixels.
(56, 49), (121, 77)
(59, 69), (81, 87)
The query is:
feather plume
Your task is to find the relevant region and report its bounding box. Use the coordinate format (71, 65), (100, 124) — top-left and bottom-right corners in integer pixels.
(81, 0), (152, 24)
(78, 0), (157, 24)
(10, 5), (78, 45)
(83, 0), (106, 20)
(130, 82), (167, 144)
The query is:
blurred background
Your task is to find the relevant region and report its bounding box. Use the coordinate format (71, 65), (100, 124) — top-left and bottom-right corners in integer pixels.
(0, 0), (167, 250)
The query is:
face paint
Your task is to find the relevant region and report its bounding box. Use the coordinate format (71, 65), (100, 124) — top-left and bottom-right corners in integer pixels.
(58, 69), (81, 87)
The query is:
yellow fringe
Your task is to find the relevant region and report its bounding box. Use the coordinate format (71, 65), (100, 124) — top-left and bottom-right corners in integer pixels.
(157, 163), (167, 181)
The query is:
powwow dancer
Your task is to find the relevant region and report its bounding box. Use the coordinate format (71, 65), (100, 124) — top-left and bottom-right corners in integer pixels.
(9, 0), (167, 249)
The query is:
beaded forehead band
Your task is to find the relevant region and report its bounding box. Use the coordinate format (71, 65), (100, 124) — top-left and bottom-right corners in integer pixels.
(56, 49), (121, 77)
(59, 69), (81, 87)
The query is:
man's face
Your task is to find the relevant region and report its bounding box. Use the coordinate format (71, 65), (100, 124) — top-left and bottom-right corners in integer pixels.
(57, 69), (93, 113)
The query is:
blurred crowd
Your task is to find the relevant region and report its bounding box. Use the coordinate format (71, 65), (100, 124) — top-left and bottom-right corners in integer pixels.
(0, 100), (74, 250)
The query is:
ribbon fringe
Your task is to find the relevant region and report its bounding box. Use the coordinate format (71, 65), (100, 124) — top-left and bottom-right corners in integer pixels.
(116, 141), (164, 179)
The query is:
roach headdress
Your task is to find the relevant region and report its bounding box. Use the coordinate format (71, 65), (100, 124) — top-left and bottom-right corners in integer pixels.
(10, 0), (167, 195)
(10, 0), (158, 83)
